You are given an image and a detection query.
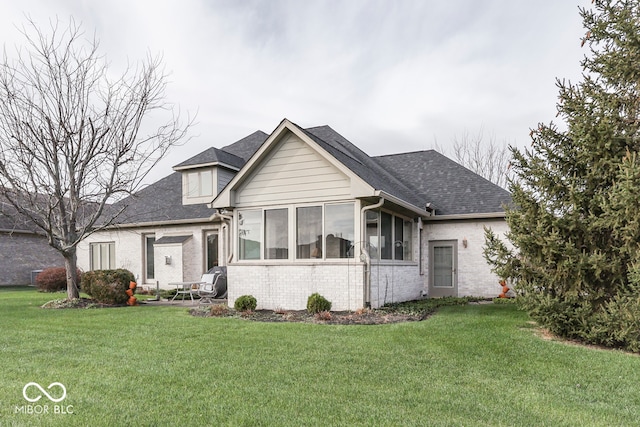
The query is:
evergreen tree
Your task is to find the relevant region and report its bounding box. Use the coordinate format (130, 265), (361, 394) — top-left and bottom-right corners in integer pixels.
(484, 0), (640, 352)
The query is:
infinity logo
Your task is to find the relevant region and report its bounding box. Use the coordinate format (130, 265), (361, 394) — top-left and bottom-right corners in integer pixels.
(22, 382), (67, 403)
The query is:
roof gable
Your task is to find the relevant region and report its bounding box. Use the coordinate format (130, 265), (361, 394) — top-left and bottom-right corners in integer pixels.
(233, 130), (353, 207)
(212, 119), (376, 209)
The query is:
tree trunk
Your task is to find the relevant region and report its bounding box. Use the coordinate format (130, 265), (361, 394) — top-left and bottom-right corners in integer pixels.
(64, 250), (80, 300)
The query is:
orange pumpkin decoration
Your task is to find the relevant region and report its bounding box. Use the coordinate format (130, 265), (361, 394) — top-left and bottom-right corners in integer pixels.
(498, 279), (510, 298)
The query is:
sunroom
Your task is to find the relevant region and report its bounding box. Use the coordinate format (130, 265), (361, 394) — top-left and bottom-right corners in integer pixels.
(210, 119), (430, 310)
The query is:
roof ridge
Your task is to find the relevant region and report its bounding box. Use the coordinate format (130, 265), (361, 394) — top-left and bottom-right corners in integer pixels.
(374, 149), (437, 159)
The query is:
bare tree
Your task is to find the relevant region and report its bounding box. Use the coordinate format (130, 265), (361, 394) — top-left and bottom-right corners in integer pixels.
(436, 128), (512, 189)
(0, 18), (192, 299)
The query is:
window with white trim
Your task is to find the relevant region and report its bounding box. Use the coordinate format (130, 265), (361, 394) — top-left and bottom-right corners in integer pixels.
(186, 169), (213, 198)
(324, 203), (354, 258)
(90, 242), (115, 270)
(265, 209), (288, 259)
(144, 235), (155, 280)
(297, 206), (322, 259)
(238, 210), (261, 260)
(238, 202), (354, 261)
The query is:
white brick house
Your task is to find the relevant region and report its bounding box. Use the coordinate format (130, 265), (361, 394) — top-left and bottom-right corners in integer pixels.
(77, 119), (511, 310)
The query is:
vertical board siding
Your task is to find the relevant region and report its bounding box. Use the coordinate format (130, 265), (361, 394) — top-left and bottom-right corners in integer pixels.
(236, 134), (351, 206)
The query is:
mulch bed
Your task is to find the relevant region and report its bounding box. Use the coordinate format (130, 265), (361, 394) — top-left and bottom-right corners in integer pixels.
(41, 297), (427, 325)
(189, 306), (426, 325)
(41, 297), (125, 309)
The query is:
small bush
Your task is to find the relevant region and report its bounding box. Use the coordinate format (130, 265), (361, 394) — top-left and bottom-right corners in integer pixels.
(234, 295), (257, 312)
(83, 269), (135, 305)
(35, 267), (82, 293)
(307, 293), (332, 313)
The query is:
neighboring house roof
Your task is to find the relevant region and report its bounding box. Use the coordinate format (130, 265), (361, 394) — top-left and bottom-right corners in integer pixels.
(0, 201), (41, 233)
(375, 150), (511, 216)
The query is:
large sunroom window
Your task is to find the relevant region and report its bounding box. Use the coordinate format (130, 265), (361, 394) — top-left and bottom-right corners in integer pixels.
(238, 203), (354, 261)
(265, 208), (288, 259)
(296, 206), (322, 258)
(238, 210), (261, 260)
(324, 203), (354, 258)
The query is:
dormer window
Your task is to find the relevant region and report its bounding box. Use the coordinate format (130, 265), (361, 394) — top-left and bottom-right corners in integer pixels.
(186, 169), (213, 199)
(180, 168), (218, 205)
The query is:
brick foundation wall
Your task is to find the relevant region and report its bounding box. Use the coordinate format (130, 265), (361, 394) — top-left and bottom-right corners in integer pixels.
(369, 263), (424, 308)
(227, 263), (365, 311)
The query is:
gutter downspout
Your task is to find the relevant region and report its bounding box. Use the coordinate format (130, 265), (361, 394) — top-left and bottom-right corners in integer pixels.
(209, 209), (233, 264)
(217, 212), (234, 264)
(360, 197), (384, 308)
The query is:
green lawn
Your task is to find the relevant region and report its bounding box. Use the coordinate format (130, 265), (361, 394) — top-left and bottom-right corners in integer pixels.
(1, 288), (639, 426)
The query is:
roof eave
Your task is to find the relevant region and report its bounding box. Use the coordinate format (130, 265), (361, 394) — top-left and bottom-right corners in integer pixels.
(100, 217), (216, 230)
(424, 211), (506, 221)
(374, 190), (430, 219)
(173, 161), (241, 172)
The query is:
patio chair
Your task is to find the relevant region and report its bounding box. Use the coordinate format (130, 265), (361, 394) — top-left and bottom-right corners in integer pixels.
(197, 267), (227, 304)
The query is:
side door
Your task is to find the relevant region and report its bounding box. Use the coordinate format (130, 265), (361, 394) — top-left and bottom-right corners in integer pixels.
(428, 240), (458, 297)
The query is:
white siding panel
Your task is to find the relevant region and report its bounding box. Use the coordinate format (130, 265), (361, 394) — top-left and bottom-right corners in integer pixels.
(236, 134), (351, 207)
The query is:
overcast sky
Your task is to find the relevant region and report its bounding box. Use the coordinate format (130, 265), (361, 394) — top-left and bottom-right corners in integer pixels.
(0, 0), (587, 182)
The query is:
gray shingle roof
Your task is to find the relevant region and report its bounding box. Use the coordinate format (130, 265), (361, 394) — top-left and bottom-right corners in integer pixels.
(173, 147), (245, 170)
(0, 201), (41, 233)
(303, 125), (427, 210)
(108, 122), (509, 226)
(155, 235), (192, 244)
(374, 150), (511, 215)
(107, 131), (268, 225)
(221, 130), (269, 161)
(108, 172), (213, 224)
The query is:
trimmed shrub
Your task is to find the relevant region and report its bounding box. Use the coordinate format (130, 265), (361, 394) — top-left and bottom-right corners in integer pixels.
(234, 295), (257, 312)
(35, 267), (82, 293)
(83, 269), (135, 305)
(307, 293), (332, 313)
